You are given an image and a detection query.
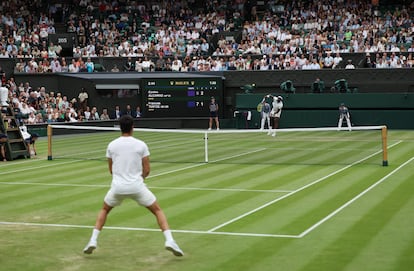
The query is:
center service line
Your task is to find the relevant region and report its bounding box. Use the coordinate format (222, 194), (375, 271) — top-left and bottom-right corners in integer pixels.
(148, 148), (266, 179)
(207, 141), (403, 233)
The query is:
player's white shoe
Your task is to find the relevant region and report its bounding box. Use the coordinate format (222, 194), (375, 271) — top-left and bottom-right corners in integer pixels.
(83, 240), (97, 254)
(165, 240), (184, 256)
(208, 128), (212, 131)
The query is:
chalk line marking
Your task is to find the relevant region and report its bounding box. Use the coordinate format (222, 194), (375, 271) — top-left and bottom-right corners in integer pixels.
(207, 141), (402, 232)
(0, 147), (265, 177)
(0, 181), (292, 193)
(298, 156), (414, 238)
(0, 221), (299, 239)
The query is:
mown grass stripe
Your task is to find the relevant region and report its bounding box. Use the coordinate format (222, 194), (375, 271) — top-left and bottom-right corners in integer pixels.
(208, 142), (398, 233)
(296, 158), (414, 271)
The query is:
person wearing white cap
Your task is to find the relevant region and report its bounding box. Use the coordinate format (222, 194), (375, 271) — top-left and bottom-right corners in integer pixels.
(268, 94), (283, 136)
(0, 85), (9, 106)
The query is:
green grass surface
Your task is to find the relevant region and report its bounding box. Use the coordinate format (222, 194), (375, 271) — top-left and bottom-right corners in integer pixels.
(1, 129), (413, 271)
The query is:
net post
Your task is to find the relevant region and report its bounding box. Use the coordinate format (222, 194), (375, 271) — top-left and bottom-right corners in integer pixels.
(381, 125), (388, 166)
(47, 125), (53, 160)
(204, 132), (208, 163)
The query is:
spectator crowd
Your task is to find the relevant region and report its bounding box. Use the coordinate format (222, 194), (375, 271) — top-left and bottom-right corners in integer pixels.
(0, 0), (412, 72)
(1, 0), (414, 125)
(2, 77), (141, 125)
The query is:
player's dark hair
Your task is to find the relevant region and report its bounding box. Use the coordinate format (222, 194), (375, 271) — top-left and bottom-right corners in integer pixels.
(119, 115), (134, 133)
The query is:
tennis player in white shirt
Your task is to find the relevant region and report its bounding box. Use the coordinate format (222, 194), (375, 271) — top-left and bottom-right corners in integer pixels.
(83, 115), (183, 256)
(268, 95), (283, 136)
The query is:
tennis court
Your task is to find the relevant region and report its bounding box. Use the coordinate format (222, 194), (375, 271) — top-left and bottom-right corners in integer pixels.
(1, 128), (413, 271)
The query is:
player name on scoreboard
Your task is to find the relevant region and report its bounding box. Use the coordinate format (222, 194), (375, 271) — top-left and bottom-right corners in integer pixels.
(147, 101), (169, 109)
(142, 78), (222, 117)
(147, 91), (172, 98)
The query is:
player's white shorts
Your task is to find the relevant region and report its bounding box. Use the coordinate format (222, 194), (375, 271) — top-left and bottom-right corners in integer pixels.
(104, 184), (156, 207)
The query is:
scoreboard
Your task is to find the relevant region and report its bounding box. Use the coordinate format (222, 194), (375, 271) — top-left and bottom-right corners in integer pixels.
(141, 77), (223, 117)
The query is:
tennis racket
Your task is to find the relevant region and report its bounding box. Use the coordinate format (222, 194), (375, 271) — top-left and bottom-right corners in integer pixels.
(256, 103), (263, 112)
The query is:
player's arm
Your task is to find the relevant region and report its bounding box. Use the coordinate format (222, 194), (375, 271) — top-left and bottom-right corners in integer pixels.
(107, 158), (113, 175)
(142, 155), (150, 180)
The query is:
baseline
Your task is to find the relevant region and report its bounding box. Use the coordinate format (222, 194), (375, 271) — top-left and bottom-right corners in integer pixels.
(0, 221), (299, 239)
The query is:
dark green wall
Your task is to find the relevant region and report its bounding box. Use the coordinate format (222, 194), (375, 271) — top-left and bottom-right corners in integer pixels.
(236, 93), (414, 109)
(235, 93), (414, 129)
(10, 68), (414, 129)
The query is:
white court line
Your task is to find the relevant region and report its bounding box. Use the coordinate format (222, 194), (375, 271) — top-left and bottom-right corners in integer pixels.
(0, 147), (264, 178)
(149, 186), (292, 193)
(0, 158), (100, 176)
(207, 141), (403, 232)
(1, 151), (410, 240)
(0, 181), (292, 193)
(0, 221), (299, 239)
(0, 148), (269, 199)
(0, 181), (108, 188)
(0, 137), (198, 170)
(0, 145), (405, 239)
(298, 156), (414, 238)
(148, 148), (266, 179)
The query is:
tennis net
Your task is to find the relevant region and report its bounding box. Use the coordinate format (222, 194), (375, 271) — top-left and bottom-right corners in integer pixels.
(47, 125), (389, 166)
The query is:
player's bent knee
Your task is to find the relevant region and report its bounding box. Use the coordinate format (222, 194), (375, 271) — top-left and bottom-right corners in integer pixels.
(146, 201), (162, 214)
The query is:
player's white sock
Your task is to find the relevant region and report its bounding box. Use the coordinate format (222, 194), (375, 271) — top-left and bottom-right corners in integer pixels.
(91, 228), (100, 242)
(163, 229), (174, 242)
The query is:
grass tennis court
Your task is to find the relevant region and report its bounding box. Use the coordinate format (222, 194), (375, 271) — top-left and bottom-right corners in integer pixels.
(1, 128), (413, 271)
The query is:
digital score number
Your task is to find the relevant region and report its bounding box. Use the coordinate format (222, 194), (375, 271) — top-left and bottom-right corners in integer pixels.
(142, 77), (222, 117)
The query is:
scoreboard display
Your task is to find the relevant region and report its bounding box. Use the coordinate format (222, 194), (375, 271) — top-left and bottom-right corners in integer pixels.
(142, 77), (223, 118)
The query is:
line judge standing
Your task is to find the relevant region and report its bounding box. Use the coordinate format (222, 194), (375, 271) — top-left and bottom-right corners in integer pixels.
(338, 103), (352, 131)
(208, 96), (220, 130)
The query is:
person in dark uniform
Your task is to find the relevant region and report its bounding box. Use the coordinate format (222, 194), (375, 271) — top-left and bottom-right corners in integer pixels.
(0, 133), (7, 161)
(337, 103), (352, 131)
(208, 96), (219, 130)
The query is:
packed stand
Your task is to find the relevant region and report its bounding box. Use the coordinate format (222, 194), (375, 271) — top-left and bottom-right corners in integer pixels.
(0, 1), (413, 72)
(1, 77), (140, 125)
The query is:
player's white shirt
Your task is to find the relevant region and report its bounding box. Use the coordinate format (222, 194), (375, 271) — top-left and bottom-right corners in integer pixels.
(106, 136), (150, 194)
(271, 98), (283, 118)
